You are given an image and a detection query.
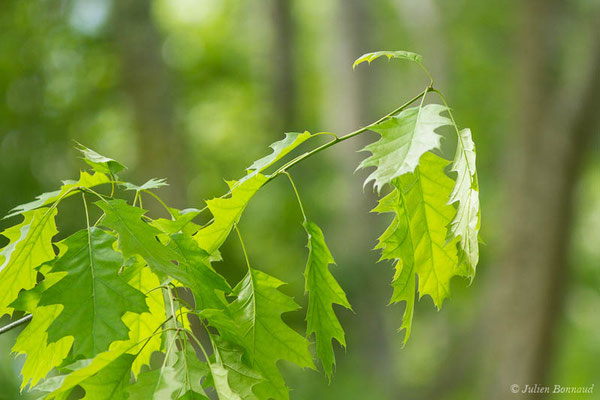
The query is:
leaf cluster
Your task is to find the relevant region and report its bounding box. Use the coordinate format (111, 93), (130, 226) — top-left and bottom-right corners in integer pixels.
(0, 50), (480, 399)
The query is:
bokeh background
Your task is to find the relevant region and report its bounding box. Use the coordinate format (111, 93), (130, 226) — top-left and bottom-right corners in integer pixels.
(1, 0), (599, 399)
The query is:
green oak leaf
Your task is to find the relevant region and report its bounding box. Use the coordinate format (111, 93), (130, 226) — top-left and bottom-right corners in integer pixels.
(75, 142), (126, 176)
(78, 353), (135, 400)
(96, 199), (230, 311)
(127, 365), (183, 400)
(11, 272), (73, 390)
(95, 199), (183, 279)
(359, 104), (451, 192)
(168, 233), (231, 310)
(353, 50), (424, 69)
(241, 131), (312, 183)
(38, 228), (148, 358)
(0, 207), (58, 317)
(5, 171), (110, 219)
(195, 174), (268, 255)
(373, 152), (466, 343)
(152, 208), (202, 235)
(447, 128), (480, 276)
(303, 220), (351, 379)
(212, 338), (262, 400)
(120, 262), (167, 377)
(35, 339), (136, 399)
(173, 345), (209, 399)
(205, 269), (314, 400)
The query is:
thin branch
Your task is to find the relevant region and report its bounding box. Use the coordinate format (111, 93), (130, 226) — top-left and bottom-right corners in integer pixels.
(0, 314), (33, 335)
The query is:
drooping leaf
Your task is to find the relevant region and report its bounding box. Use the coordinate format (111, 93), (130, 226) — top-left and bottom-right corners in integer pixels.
(78, 353), (135, 400)
(5, 171), (110, 219)
(241, 131), (312, 184)
(359, 104), (451, 192)
(194, 174), (268, 255)
(38, 228), (148, 358)
(152, 208), (202, 235)
(447, 128), (480, 276)
(75, 142), (126, 176)
(302, 220), (351, 379)
(211, 339), (262, 400)
(353, 50), (423, 69)
(0, 207), (58, 317)
(11, 272), (73, 390)
(373, 152), (466, 342)
(205, 269), (314, 400)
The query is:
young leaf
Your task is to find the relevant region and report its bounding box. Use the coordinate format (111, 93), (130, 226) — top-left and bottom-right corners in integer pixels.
(207, 269), (314, 400)
(373, 152), (466, 341)
(0, 207), (58, 317)
(359, 104), (451, 192)
(353, 50), (423, 69)
(120, 263), (167, 377)
(211, 338), (262, 400)
(241, 131), (312, 183)
(36, 339), (136, 399)
(195, 174), (268, 255)
(11, 272), (73, 390)
(78, 353), (136, 400)
(168, 233), (231, 310)
(303, 220), (351, 379)
(447, 128), (480, 276)
(173, 345), (209, 399)
(75, 142), (126, 176)
(38, 228), (148, 358)
(5, 171), (110, 219)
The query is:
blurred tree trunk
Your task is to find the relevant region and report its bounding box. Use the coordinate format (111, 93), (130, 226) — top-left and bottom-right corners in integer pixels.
(481, 1), (600, 398)
(323, 0), (396, 394)
(270, 0), (296, 130)
(112, 0), (187, 207)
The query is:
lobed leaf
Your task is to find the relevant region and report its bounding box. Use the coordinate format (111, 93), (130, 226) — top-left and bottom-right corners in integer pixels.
(447, 128), (480, 276)
(75, 142), (126, 176)
(373, 152), (468, 342)
(359, 104), (451, 192)
(0, 207), (58, 317)
(194, 174), (267, 255)
(38, 228), (149, 359)
(303, 220), (351, 379)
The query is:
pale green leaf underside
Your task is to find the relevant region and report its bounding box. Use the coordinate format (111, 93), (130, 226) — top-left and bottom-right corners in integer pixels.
(447, 128), (480, 276)
(373, 152), (467, 342)
(359, 104), (451, 192)
(353, 50), (423, 69)
(303, 220), (351, 379)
